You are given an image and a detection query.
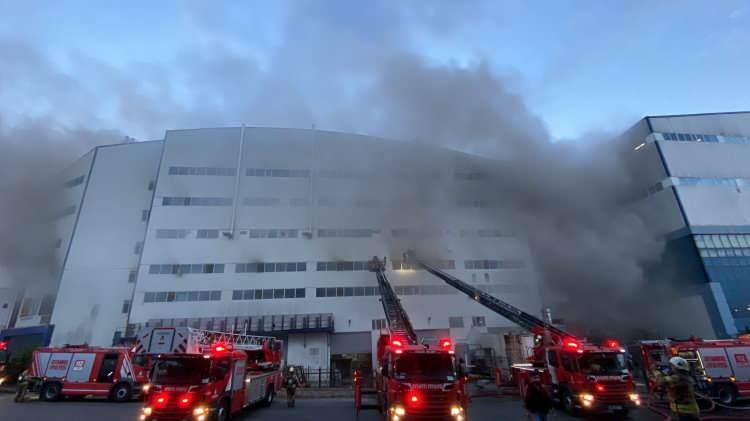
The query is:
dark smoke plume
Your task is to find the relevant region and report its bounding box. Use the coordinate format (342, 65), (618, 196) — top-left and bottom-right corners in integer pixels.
(0, 118), (119, 295)
(355, 56), (700, 339)
(0, 1), (705, 340)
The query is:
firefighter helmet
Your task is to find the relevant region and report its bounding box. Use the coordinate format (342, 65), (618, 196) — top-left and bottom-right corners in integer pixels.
(669, 356), (690, 372)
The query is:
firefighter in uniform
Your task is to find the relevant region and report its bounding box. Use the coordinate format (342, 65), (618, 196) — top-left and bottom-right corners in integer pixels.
(664, 356), (699, 421)
(649, 362), (667, 400)
(284, 366), (301, 408)
(14, 368), (31, 403)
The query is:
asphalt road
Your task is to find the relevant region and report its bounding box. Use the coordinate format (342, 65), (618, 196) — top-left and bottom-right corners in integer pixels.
(0, 393), (665, 421)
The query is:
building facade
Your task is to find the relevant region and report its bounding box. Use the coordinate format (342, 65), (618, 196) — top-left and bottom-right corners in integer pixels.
(625, 111), (750, 338)
(29, 127), (542, 370)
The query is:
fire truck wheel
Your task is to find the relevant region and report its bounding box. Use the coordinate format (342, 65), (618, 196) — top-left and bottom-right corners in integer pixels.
(110, 383), (132, 402)
(215, 398), (231, 421)
(40, 382), (62, 401)
(561, 390), (577, 415)
(260, 386), (275, 407)
(716, 384), (737, 405)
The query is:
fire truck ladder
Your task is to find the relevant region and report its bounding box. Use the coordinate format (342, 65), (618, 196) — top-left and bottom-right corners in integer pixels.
(404, 252), (571, 341)
(369, 257), (419, 345)
(189, 328), (277, 351)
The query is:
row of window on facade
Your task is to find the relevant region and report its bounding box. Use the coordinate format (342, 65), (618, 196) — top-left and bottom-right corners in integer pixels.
(143, 290), (222, 303)
(694, 234), (750, 249)
(647, 178), (750, 197)
(700, 249), (750, 259)
(678, 177), (747, 187)
(160, 196), (500, 209)
(314, 282), (522, 298)
(167, 166), (488, 180)
(372, 316), (485, 330)
(148, 263), (225, 275)
(154, 227), (514, 240)
(231, 288), (306, 300)
(147, 259), (523, 275)
(658, 132), (750, 144)
(18, 295), (55, 318)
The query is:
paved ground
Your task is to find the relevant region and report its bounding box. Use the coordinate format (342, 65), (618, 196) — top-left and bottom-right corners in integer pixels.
(0, 392), (667, 421)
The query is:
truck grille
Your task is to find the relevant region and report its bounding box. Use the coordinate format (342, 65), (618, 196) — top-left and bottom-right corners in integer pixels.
(150, 403), (191, 421)
(405, 390), (455, 420)
(596, 381), (629, 404)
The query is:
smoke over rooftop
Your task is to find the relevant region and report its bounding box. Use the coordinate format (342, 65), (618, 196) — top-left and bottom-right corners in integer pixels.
(0, 1), (709, 339)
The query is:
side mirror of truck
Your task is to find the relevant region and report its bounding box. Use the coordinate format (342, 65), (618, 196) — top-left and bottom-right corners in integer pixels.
(380, 365), (389, 377)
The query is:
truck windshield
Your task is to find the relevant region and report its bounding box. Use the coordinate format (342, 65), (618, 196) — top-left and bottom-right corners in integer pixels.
(394, 353), (456, 382)
(577, 353), (627, 375)
(151, 356), (210, 385)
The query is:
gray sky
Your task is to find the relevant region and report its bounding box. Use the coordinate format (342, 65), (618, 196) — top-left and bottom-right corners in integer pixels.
(0, 0), (748, 140)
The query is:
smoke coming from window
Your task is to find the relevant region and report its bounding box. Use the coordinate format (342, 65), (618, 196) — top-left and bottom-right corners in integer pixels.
(0, 2), (711, 339)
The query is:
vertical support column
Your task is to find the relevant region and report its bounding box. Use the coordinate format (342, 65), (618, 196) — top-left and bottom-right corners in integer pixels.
(229, 125), (246, 238)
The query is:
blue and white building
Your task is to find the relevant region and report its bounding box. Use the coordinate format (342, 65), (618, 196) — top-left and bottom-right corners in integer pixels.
(625, 111), (750, 338)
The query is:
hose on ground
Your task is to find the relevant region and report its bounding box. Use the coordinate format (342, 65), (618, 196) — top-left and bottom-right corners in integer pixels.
(695, 392), (750, 410)
(646, 391), (750, 420)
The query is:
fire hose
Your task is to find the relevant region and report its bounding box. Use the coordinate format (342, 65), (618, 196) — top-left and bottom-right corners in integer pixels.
(645, 391), (750, 421)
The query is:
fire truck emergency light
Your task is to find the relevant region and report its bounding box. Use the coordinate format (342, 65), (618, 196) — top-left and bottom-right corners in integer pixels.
(605, 339), (620, 349)
(563, 338), (580, 350)
(212, 343), (231, 353)
(406, 390), (422, 407)
(440, 338), (453, 350)
(177, 393), (194, 408)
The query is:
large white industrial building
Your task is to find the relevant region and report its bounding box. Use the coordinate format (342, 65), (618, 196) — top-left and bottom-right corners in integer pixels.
(11, 127), (542, 371)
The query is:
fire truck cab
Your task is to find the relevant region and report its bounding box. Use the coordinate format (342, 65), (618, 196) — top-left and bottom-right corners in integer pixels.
(514, 337), (638, 415)
(403, 251), (638, 416)
(137, 327), (283, 421)
(640, 337), (750, 404)
(376, 334), (467, 421)
(27, 345), (148, 401)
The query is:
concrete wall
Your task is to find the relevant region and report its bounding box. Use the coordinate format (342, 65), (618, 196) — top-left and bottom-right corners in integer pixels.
(648, 112), (750, 137)
(127, 127), (543, 354)
(287, 333), (330, 369)
(50, 141), (162, 345)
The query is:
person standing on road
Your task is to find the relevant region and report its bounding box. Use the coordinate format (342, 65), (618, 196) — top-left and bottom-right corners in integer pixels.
(524, 371), (552, 421)
(665, 357), (700, 421)
(14, 368), (30, 403)
(285, 366), (301, 408)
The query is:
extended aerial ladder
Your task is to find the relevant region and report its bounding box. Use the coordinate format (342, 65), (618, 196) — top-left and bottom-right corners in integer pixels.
(368, 256), (419, 345)
(402, 252), (638, 413)
(403, 251), (571, 345)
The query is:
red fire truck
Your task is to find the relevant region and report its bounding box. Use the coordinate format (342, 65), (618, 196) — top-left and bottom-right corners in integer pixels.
(0, 340), (9, 386)
(406, 251), (639, 416)
(136, 327), (283, 421)
(25, 344), (149, 401)
(356, 257), (468, 421)
(640, 337), (750, 404)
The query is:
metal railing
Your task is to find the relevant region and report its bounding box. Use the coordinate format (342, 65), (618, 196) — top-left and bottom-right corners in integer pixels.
(296, 367), (345, 388)
(126, 313), (334, 337)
